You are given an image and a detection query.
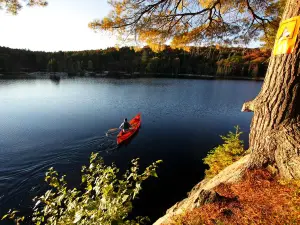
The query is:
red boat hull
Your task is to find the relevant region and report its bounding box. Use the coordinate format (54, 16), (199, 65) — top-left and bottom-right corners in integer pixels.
(117, 114), (141, 145)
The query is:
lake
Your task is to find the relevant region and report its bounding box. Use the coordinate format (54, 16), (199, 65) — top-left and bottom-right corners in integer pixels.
(0, 78), (262, 224)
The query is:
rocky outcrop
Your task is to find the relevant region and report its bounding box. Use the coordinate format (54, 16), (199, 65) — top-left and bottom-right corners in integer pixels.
(153, 155), (250, 225)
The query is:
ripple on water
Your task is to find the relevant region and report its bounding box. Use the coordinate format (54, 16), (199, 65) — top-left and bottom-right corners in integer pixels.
(0, 134), (119, 210)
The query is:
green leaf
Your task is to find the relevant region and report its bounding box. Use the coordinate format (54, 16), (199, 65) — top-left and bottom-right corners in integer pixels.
(57, 195), (65, 205)
(90, 152), (98, 163)
(1, 214), (8, 220)
(45, 190), (51, 200)
(122, 195), (129, 203)
(73, 211), (82, 223)
(151, 171), (158, 178)
(34, 200), (41, 209)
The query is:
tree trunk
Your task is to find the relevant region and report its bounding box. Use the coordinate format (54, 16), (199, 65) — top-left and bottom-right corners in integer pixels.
(242, 0), (300, 179)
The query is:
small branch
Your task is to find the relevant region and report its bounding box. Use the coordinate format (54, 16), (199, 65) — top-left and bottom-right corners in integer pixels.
(242, 100), (255, 112)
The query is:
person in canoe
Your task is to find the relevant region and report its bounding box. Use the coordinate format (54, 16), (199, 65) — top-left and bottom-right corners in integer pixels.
(119, 118), (131, 133)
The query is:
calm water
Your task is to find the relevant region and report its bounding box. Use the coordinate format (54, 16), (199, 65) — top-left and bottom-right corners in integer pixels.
(0, 78), (262, 223)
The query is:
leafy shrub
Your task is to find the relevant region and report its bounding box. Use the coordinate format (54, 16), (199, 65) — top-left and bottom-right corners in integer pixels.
(2, 153), (162, 225)
(203, 126), (246, 178)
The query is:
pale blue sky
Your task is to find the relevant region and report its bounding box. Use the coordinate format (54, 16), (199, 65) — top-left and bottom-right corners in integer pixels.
(0, 0), (261, 52)
(0, 0), (118, 51)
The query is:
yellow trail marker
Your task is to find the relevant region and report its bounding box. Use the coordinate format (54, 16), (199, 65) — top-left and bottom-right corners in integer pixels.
(273, 16), (300, 55)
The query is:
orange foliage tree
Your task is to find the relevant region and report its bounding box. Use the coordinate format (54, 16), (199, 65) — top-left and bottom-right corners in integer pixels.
(89, 0), (284, 49)
(0, 0), (47, 14)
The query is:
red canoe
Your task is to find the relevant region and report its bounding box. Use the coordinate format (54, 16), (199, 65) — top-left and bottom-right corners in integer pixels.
(117, 113), (141, 145)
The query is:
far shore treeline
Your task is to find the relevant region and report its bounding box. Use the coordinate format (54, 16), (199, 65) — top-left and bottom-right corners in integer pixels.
(0, 45), (270, 78)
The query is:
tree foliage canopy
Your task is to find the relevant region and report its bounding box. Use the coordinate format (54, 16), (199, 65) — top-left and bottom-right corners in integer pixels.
(0, 0), (47, 15)
(89, 0), (285, 49)
(0, 45), (270, 77)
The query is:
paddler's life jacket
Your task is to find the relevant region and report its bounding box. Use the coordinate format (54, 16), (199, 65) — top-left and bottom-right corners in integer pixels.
(123, 121), (130, 130)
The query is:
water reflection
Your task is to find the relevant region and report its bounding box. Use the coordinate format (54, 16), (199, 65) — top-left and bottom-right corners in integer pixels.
(50, 79), (60, 85)
(0, 78), (262, 222)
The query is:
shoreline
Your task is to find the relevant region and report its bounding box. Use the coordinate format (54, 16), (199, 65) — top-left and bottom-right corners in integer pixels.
(0, 72), (264, 81)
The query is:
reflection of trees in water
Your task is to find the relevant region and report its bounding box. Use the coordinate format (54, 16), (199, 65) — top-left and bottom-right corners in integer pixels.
(50, 79), (60, 85)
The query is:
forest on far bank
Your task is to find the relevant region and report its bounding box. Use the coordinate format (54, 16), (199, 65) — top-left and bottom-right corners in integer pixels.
(0, 45), (271, 78)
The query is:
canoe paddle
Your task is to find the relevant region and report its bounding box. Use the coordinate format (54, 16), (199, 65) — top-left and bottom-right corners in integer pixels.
(107, 128), (119, 133)
(106, 128), (120, 136)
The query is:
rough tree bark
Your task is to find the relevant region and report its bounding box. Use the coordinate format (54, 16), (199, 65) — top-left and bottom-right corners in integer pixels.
(242, 0), (300, 179)
(154, 2), (300, 223)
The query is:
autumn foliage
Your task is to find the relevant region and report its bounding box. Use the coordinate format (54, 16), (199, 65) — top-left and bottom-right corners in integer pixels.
(0, 0), (47, 15)
(166, 170), (300, 225)
(90, 0), (285, 50)
(0, 45), (270, 78)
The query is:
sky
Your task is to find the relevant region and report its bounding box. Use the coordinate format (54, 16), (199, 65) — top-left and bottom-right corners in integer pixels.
(0, 0), (261, 52)
(0, 0), (118, 52)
